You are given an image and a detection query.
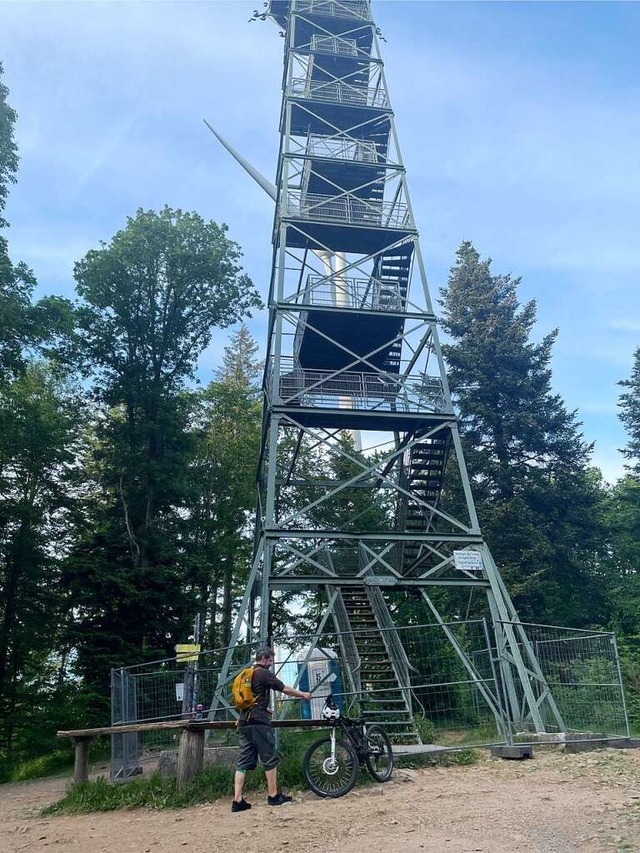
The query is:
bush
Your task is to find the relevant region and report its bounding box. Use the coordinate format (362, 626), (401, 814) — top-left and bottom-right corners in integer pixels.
(0, 746), (80, 784)
(412, 716), (436, 743)
(11, 751), (75, 782)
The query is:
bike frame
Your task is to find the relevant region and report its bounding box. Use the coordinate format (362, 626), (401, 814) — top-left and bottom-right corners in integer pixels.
(328, 715), (375, 763)
(302, 701), (394, 797)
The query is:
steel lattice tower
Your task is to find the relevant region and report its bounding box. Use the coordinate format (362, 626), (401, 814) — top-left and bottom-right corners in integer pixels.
(215, 0), (564, 741)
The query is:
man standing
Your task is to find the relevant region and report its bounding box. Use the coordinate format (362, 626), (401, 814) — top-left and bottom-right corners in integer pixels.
(232, 646), (312, 812)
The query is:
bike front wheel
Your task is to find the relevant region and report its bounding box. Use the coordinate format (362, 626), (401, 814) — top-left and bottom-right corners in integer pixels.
(363, 724), (394, 782)
(303, 736), (359, 798)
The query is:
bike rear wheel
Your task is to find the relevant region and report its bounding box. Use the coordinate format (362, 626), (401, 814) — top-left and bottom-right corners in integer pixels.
(363, 724), (394, 782)
(303, 735), (359, 798)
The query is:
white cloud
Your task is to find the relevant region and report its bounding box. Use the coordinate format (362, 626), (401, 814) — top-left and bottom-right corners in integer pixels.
(609, 319), (640, 334)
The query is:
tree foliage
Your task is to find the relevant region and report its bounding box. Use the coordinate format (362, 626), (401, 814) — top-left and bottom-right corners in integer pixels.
(0, 365), (83, 759)
(61, 212), (262, 708)
(440, 242), (605, 624)
(619, 347), (640, 473)
(0, 63), (82, 769)
(74, 207), (261, 398)
(0, 61), (18, 228)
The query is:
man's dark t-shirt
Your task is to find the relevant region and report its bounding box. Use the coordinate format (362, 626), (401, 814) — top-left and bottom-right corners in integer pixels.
(240, 664), (285, 726)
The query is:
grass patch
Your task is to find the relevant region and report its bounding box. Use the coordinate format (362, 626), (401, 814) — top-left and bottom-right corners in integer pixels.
(0, 748), (80, 784)
(432, 721), (499, 747)
(44, 730), (321, 815)
(12, 751), (75, 782)
(1, 739), (111, 785)
(44, 732), (479, 815)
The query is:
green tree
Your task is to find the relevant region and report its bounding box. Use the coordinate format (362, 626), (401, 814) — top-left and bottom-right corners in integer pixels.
(601, 353), (640, 718)
(0, 64), (73, 382)
(0, 61), (18, 227)
(63, 210), (261, 708)
(0, 364), (83, 763)
(439, 241), (605, 625)
(0, 62), (80, 772)
(186, 328), (263, 649)
(306, 433), (393, 535)
(215, 323), (262, 389)
(619, 347), (640, 473)
(601, 477), (640, 642)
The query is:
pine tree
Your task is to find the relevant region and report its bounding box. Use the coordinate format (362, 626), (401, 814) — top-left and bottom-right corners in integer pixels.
(602, 349), (640, 654)
(215, 324), (262, 391)
(187, 329), (262, 648)
(439, 241), (605, 625)
(0, 365), (83, 762)
(619, 347), (640, 472)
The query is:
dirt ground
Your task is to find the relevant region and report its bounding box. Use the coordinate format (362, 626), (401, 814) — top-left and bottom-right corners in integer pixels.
(3, 749), (640, 853)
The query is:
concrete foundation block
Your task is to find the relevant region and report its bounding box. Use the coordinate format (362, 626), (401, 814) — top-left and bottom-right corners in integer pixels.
(491, 745), (534, 760)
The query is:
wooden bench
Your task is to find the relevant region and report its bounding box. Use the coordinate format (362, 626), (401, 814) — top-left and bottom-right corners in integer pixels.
(58, 718), (330, 790)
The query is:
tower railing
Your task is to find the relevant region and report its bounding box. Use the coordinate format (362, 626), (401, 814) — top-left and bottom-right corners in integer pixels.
(331, 588), (363, 695)
(285, 190), (413, 229)
(292, 0), (372, 22)
(310, 34), (359, 56)
(366, 583), (416, 706)
(274, 359), (446, 413)
(293, 274), (402, 311)
(304, 135), (379, 163)
(289, 77), (389, 109)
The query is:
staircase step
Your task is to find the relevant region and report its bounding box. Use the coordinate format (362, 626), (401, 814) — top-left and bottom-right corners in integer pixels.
(360, 675), (398, 682)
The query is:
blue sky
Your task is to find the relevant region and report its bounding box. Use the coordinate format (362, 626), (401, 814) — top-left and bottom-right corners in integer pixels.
(1, 0), (639, 482)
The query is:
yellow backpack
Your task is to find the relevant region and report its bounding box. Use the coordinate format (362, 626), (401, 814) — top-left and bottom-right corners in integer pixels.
(231, 665), (257, 711)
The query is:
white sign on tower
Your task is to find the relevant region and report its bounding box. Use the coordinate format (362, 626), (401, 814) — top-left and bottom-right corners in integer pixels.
(453, 550), (484, 572)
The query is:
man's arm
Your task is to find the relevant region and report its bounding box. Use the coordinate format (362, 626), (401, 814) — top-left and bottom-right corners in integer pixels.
(282, 685), (312, 701)
(260, 668), (311, 700)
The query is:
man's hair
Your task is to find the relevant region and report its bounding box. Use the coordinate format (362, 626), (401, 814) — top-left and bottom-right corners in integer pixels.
(255, 646), (275, 662)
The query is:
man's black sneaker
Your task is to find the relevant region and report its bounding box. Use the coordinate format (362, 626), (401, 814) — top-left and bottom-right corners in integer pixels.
(231, 798), (251, 812)
(268, 792), (293, 806)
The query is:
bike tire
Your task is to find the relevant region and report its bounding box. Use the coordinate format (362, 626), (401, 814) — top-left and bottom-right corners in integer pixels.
(363, 724), (394, 782)
(302, 735), (359, 798)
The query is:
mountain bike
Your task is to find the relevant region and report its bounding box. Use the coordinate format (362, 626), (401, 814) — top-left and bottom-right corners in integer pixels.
(302, 695), (394, 798)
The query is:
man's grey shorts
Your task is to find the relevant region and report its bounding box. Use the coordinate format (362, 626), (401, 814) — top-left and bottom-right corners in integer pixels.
(236, 723), (280, 772)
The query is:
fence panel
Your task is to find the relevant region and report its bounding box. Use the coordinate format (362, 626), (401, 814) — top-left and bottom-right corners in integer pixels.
(110, 620), (630, 779)
(508, 622), (629, 738)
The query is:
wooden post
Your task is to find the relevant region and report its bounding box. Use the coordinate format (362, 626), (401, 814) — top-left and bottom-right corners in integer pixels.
(71, 736), (94, 784)
(176, 727), (205, 791)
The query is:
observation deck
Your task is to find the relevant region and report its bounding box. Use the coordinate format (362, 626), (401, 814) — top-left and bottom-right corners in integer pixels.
(281, 193), (414, 254)
(269, 0), (373, 30)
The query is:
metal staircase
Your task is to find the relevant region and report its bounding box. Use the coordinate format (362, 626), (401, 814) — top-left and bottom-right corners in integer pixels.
(400, 433), (452, 575)
(374, 244), (412, 372)
(338, 586), (418, 742)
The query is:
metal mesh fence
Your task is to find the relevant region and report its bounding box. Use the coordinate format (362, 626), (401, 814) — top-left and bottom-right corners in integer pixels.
(504, 622), (629, 739)
(110, 620), (629, 780)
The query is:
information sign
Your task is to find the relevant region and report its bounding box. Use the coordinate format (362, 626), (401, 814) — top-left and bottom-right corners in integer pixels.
(453, 550), (484, 572)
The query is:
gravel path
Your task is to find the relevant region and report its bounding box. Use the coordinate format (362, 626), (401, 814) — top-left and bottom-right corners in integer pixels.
(2, 749), (640, 853)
